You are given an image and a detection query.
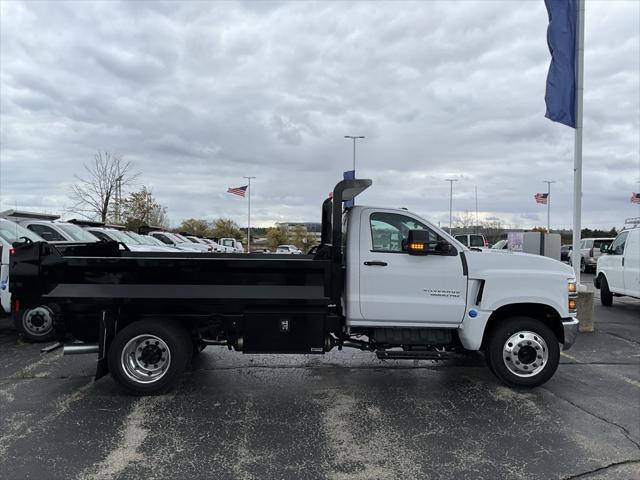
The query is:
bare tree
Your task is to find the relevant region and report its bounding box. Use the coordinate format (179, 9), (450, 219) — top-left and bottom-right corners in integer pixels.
(70, 151), (137, 222)
(454, 210), (476, 230)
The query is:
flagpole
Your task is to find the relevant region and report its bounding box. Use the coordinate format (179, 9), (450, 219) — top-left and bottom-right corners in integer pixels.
(543, 180), (555, 232)
(572, 0), (585, 286)
(243, 176), (255, 253)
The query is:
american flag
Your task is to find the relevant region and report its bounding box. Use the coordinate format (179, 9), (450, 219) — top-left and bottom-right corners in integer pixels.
(632, 192), (640, 204)
(534, 193), (548, 205)
(227, 185), (248, 197)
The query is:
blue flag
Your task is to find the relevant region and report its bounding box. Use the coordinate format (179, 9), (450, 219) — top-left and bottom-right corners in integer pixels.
(544, 0), (577, 128)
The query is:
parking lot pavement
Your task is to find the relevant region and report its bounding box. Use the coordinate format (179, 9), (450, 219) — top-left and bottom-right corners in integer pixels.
(1, 294), (638, 479)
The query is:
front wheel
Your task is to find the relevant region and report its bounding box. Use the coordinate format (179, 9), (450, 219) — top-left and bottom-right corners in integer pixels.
(108, 319), (193, 395)
(485, 316), (560, 388)
(14, 306), (55, 342)
(600, 276), (613, 307)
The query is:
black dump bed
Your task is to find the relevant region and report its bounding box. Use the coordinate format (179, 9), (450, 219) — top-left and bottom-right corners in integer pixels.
(8, 179), (372, 349)
(10, 241), (331, 315)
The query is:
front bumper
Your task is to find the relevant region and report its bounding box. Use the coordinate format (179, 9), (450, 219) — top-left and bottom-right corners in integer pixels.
(562, 318), (579, 350)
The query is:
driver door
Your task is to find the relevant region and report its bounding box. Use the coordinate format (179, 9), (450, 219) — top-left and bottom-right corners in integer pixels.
(358, 209), (467, 326)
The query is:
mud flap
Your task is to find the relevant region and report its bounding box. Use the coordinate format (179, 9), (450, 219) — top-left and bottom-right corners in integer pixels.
(95, 311), (116, 380)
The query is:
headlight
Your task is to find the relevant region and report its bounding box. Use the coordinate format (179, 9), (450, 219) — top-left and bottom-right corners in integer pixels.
(568, 279), (578, 313)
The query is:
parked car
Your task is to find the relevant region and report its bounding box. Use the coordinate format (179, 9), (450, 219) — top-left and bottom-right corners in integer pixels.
(0, 218), (56, 341)
(127, 232), (180, 251)
(560, 244), (572, 262)
(85, 227), (175, 252)
(594, 225), (639, 306)
(21, 220), (100, 244)
(185, 235), (230, 253)
(569, 237), (614, 273)
(454, 234), (488, 248)
(149, 231), (206, 252)
(275, 244), (302, 254)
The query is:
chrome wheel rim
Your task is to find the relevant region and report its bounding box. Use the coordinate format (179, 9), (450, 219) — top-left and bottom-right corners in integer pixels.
(23, 306), (53, 337)
(502, 331), (548, 377)
(120, 334), (171, 384)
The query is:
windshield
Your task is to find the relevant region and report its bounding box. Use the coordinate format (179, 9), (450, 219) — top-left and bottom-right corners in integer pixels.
(128, 232), (155, 245)
(492, 239), (507, 249)
(222, 239), (234, 246)
(593, 239), (612, 248)
(108, 230), (140, 245)
(0, 219), (44, 244)
(56, 223), (98, 242)
(172, 233), (189, 243)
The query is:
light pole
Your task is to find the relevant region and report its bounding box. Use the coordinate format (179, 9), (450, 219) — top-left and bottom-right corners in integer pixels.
(114, 174), (123, 224)
(344, 135), (365, 173)
(543, 180), (556, 232)
(243, 176), (256, 253)
(445, 178), (458, 234)
(475, 185), (479, 234)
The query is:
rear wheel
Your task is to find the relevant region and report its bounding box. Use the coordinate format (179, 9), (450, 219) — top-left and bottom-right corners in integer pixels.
(14, 306), (55, 343)
(600, 276), (613, 307)
(580, 258), (587, 273)
(486, 316), (560, 388)
(108, 319), (193, 395)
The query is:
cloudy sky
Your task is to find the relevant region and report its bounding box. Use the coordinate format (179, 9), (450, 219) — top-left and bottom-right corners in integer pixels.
(1, 0), (638, 230)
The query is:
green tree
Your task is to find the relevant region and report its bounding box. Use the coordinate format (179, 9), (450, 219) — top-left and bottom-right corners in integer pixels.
(213, 218), (243, 240)
(122, 186), (169, 231)
(266, 225), (289, 250)
(291, 225), (316, 251)
(179, 218), (212, 237)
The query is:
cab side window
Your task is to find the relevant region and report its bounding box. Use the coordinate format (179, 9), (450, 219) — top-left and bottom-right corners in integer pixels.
(370, 212), (440, 253)
(609, 232), (628, 255)
(27, 224), (66, 242)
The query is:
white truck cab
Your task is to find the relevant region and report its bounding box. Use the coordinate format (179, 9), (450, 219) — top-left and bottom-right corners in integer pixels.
(595, 221), (640, 305)
(219, 238), (244, 253)
(344, 205), (579, 387)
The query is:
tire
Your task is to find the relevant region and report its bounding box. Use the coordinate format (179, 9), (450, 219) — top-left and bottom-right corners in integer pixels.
(108, 319), (193, 395)
(600, 276), (613, 307)
(485, 316), (560, 388)
(580, 258), (586, 273)
(14, 306), (55, 343)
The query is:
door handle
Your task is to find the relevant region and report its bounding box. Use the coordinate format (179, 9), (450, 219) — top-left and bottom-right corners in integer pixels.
(364, 261), (388, 266)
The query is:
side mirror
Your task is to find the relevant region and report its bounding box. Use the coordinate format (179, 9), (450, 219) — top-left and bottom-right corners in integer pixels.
(406, 230), (430, 256)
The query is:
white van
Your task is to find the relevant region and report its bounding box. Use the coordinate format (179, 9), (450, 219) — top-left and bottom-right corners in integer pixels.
(595, 222), (640, 306)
